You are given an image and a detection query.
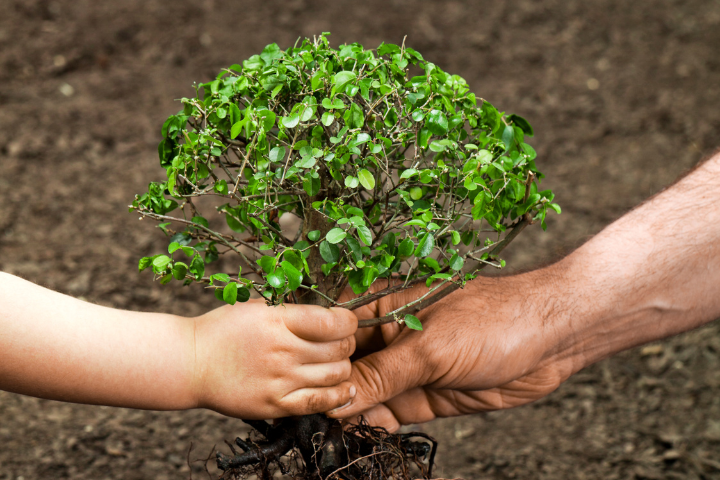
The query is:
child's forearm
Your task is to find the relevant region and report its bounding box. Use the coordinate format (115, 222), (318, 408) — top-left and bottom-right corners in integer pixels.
(0, 272), (198, 410)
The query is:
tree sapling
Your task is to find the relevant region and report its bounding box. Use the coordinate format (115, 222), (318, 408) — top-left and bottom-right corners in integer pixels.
(132, 33), (558, 480)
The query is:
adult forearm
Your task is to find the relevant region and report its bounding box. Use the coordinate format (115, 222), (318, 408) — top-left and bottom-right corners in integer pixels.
(546, 152), (720, 372)
(0, 272), (197, 410)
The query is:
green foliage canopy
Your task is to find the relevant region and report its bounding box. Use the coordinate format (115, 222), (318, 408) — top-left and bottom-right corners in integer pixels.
(131, 33), (558, 326)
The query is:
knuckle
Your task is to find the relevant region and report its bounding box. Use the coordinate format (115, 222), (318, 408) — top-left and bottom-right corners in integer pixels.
(335, 336), (354, 359)
(352, 359), (390, 401)
(304, 391), (329, 413)
(326, 360), (352, 385)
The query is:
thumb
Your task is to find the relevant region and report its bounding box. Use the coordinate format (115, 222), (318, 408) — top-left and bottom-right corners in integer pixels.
(326, 338), (426, 419)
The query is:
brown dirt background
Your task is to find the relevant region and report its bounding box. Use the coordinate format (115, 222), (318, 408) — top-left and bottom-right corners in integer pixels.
(1, 0), (720, 478)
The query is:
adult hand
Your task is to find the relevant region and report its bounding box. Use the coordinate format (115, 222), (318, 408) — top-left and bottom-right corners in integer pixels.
(330, 153), (720, 432)
(328, 274), (573, 431)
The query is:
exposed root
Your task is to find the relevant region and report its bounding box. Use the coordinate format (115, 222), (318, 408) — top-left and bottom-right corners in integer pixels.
(216, 414), (437, 480)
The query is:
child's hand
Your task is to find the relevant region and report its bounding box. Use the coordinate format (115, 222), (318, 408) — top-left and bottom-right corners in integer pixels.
(193, 299), (358, 419)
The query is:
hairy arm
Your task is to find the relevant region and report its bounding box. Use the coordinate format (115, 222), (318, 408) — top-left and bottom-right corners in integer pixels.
(549, 152), (720, 371)
(331, 152), (720, 429)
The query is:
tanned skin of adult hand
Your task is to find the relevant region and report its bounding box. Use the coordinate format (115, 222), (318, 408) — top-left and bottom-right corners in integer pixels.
(0, 273), (358, 420)
(328, 152), (720, 432)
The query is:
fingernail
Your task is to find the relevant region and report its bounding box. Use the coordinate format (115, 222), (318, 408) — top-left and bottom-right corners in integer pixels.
(349, 384), (357, 398)
(330, 399), (353, 414)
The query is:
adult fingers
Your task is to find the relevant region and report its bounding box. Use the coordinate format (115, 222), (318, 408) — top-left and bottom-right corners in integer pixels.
(282, 305), (357, 342)
(342, 388), (437, 431)
(278, 381), (357, 416)
(344, 404), (402, 433)
(326, 339), (427, 420)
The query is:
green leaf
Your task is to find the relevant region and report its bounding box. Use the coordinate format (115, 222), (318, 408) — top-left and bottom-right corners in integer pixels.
(411, 110), (425, 122)
(418, 127), (431, 148)
(299, 97), (317, 122)
(353, 133), (371, 145)
(260, 43), (283, 64)
(400, 168), (418, 179)
(311, 70), (324, 90)
(267, 267), (286, 289)
(190, 255), (205, 279)
(326, 228), (347, 244)
(398, 238), (414, 258)
(283, 113), (300, 129)
(321, 262), (337, 276)
(348, 269), (368, 295)
(414, 233), (435, 258)
(358, 169), (375, 190)
(451, 231), (461, 245)
(296, 156), (317, 169)
(357, 226), (372, 246)
(308, 230), (321, 242)
(346, 206), (364, 217)
(168, 242), (181, 254)
(548, 203), (562, 214)
(257, 255), (277, 274)
(508, 114), (534, 136)
(229, 103), (242, 124)
(214, 179), (228, 195)
(211, 273), (231, 283)
(426, 109), (449, 136)
(502, 124), (515, 149)
(321, 112), (334, 126)
(429, 140), (446, 152)
(260, 110), (277, 130)
(172, 262), (188, 280)
(409, 187), (423, 200)
(139, 257), (152, 271)
(345, 236), (363, 262)
(362, 266), (379, 286)
(377, 43), (401, 56)
(449, 253), (464, 271)
(333, 71), (357, 92)
(192, 216), (209, 228)
(223, 282), (238, 305)
(345, 176), (359, 188)
(230, 119), (246, 139)
(404, 219), (426, 228)
(319, 240), (340, 263)
(226, 213), (245, 233)
(303, 175), (320, 196)
(269, 146), (286, 163)
(404, 314), (423, 331)
(153, 255), (172, 270)
(281, 260), (302, 291)
(237, 287), (251, 303)
(343, 102), (364, 129)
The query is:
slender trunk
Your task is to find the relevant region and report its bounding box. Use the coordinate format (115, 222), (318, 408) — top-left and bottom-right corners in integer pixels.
(297, 165), (347, 306)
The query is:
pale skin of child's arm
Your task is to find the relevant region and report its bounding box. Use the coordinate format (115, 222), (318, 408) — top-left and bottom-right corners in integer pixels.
(0, 273), (357, 419)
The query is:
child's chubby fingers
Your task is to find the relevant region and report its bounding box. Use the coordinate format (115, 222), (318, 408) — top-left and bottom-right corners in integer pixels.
(293, 335), (357, 364)
(276, 381), (357, 417)
(295, 359), (352, 388)
(282, 305), (358, 342)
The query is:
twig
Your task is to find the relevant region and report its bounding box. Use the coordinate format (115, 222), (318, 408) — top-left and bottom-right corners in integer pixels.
(357, 217), (530, 328)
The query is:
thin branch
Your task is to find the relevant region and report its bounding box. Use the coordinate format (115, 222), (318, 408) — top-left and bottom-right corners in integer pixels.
(357, 217), (530, 328)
